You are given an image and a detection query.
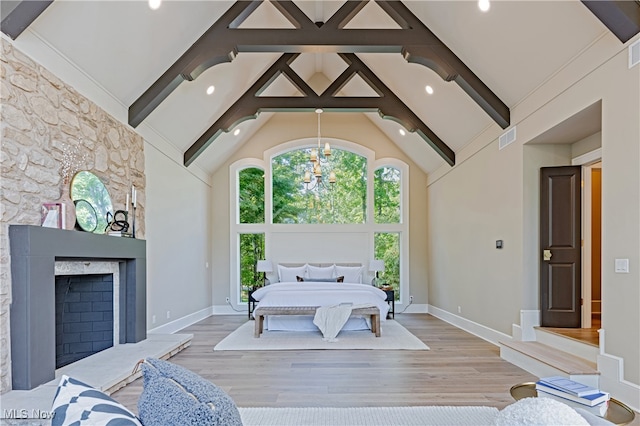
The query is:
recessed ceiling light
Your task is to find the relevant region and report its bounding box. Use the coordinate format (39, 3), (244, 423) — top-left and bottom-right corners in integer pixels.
(399, 129), (406, 136)
(233, 129), (241, 136)
(478, 0), (490, 12)
(425, 85), (434, 95)
(206, 85), (215, 95)
(148, 0), (161, 10)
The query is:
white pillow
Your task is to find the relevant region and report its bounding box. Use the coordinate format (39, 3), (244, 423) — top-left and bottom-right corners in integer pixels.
(51, 375), (142, 426)
(335, 265), (363, 283)
(278, 264), (307, 282)
(307, 264), (335, 279)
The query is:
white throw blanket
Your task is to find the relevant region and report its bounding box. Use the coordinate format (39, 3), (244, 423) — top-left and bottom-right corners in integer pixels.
(313, 303), (378, 342)
(313, 304), (353, 342)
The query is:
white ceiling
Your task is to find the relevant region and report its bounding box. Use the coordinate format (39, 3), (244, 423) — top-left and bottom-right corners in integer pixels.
(19, 0), (610, 176)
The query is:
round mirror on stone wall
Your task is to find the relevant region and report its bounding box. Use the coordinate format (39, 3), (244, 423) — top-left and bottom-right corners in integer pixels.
(70, 171), (113, 234)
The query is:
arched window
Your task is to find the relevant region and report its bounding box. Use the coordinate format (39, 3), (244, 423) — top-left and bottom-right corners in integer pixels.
(272, 147), (367, 224)
(230, 148), (410, 306)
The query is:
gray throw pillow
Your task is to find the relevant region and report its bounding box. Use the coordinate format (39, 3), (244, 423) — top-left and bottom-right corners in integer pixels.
(137, 357), (242, 426)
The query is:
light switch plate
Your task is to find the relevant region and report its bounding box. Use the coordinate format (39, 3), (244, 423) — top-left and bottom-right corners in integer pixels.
(614, 258), (629, 273)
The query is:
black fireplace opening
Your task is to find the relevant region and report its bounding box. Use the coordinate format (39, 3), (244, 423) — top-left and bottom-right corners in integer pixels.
(55, 274), (114, 369)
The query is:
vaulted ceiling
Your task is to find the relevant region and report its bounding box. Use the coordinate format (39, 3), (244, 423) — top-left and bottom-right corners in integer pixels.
(2, 1), (638, 176)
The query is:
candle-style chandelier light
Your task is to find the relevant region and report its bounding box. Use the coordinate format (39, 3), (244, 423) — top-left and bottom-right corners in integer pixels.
(303, 108), (336, 190)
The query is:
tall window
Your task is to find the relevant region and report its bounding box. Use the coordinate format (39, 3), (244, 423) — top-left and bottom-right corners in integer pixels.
(237, 167), (265, 303)
(375, 232), (400, 300)
(272, 148), (367, 224)
(374, 167), (401, 223)
(239, 233), (264, 302)
(239, 167), (264, 224)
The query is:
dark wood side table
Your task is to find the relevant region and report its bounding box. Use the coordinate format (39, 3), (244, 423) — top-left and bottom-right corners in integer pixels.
(382, 289), (395, 319)
(510, 382), (636, 425)
(248, 289), (257, 319)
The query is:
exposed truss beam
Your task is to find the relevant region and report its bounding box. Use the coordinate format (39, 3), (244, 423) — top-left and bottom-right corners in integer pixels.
(184, 52), (455, 168)
(129, 0), (509, 131)
(0, 0), (52, 40)
(581, 0), (640, 43)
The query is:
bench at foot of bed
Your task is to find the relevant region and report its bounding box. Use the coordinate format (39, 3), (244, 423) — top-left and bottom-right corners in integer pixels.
(253, 306), (381, 338)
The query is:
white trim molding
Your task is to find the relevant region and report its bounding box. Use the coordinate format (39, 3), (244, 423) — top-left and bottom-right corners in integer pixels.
(147, 306), (214, 335)
(427, 305), (512, 346)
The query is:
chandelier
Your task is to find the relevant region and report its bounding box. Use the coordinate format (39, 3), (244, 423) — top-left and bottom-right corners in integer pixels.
(303, 108), (336, 190)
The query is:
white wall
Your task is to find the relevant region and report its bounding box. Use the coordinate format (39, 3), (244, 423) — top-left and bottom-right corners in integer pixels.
(144, 143), (213, 330)
(427, 32), (640, 396)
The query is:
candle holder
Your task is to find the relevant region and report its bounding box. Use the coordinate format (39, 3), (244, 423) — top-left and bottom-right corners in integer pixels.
(131, 205), (136, 238)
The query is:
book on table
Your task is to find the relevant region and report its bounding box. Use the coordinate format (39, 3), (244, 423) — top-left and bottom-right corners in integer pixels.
(537, 390), (609, 416)
(538, 376), (600, 397)
(535, 382), (610, 406)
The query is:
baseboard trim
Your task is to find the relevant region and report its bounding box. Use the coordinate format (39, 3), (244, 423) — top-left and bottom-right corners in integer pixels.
(147, 306), (213, 334)
(427, 305), (512, 346)
(398, 303), (428, 314)
(598, 351), (640, 411)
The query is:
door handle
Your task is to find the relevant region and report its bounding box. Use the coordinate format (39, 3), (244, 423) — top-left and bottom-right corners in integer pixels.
(543, 249), (552, 261)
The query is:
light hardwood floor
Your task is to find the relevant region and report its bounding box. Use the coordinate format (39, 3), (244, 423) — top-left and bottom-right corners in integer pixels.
(112, 313), (542, 413)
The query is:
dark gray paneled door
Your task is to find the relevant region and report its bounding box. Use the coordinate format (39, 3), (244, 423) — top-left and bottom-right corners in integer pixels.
(540, 166), (582, 327)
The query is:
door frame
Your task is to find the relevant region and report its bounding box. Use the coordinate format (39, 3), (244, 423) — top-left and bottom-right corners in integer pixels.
(572, 148), (602, 329)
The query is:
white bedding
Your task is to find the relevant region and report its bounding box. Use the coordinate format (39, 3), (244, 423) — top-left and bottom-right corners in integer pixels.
(251, 282), (390, 331)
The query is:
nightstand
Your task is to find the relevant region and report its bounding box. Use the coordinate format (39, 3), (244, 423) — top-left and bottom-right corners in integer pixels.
(382, 289), (395, 319)
(248, 289), (257, 319)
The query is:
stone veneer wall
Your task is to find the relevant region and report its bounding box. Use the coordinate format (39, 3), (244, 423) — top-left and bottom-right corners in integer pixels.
(0, 39), (146, 393)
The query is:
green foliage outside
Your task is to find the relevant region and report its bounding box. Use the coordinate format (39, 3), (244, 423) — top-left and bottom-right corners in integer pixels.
(238, 167), (266, 302)
(272, 148), (367, 224)
(374, 167), (401, 223)
(239, 233), (264, 302)
(375, 232), (400, 301)
(239, 168), (265, 223)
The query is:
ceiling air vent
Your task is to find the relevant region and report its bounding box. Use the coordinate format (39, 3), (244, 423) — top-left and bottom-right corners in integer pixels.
(499, 126), (517, 150)
(630, 39), (640, 69)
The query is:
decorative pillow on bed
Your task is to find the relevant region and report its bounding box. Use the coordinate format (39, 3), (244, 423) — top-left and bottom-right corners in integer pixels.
(335, 265), (363, 283)
(137, 357), (242, 426)
(278, 264), (307, 282)
(306, 264), (335, 279)
(51, 375), (142, 426)
(297, 276), (345, 283)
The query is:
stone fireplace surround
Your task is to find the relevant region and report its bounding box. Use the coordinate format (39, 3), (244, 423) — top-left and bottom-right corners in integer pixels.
(9, 225), (146, 390)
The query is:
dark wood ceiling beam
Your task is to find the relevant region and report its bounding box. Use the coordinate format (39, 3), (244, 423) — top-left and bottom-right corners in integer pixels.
(129, 0), (510, 130)
(128, 1), (261, 127)
(323, 0), (369, 29)
(581, 0), (640, 43)
(270, 0), (314, 29)
(0, 0), (53, 40)
(377, 1), (510, 129)
(184, 53), (454, 168)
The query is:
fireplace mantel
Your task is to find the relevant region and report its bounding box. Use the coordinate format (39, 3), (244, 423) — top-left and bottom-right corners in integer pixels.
(9, 225), (146, 390)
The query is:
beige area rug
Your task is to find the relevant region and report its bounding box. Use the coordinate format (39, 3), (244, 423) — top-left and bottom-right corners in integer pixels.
(237, 406), (498, 425)
(214, 320), (429, 351)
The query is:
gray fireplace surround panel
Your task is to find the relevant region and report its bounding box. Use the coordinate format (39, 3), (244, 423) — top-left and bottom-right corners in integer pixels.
(9, 225), (146, 390)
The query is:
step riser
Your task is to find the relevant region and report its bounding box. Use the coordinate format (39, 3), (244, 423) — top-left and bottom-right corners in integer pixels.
(500, 346), (600, 388)
(534, 329), (599, 363)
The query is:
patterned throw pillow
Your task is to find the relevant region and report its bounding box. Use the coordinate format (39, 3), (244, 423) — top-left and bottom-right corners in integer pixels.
(51, 375), (141, 426)
(137, 357), (242, 426)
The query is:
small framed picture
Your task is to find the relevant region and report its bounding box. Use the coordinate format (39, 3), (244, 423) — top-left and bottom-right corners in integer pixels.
(41, 203), (65, 229)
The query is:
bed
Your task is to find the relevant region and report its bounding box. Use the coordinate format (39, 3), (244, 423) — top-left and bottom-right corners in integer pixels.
(250, 263), (390, 332)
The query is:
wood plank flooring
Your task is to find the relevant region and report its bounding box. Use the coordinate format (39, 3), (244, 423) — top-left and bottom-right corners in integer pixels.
(112, 314), (540, 413)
